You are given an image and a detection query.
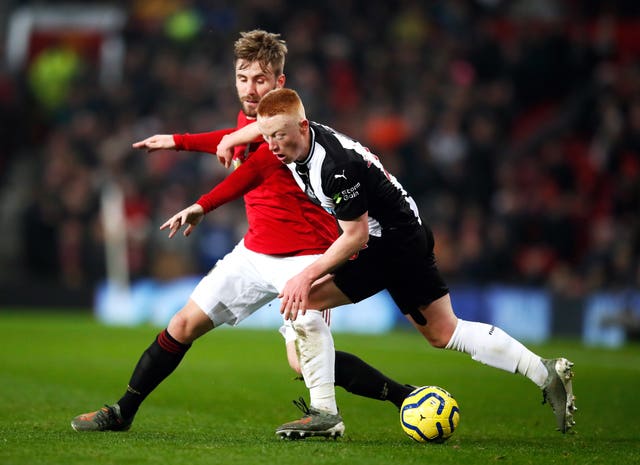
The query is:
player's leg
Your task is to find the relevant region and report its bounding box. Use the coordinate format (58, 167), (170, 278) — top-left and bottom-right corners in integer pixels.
(276, 281), (339, 411)
(70, 299), (211, 432)
(280, 313), (336, 411)
(405, 295), (576, 432)
(71, 241), (273, 432)
(306, 274), (352, 310)
(296, 279), (416, 404)
(291, 310), (337, 414)
(276, 309), (344, 439)
(284, 339), (302, 375)
(407, 295), (547, 379)
(382, 224), (576, 433)
(308, 272), (416, 407)
(266, 256), (342, 438)
(334, 351), (414, 409)
(118, 300), (212, 419)
(282, 319), (414, 410)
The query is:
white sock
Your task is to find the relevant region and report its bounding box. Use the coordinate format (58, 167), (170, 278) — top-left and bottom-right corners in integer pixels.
(293, 310), (338, 414)
(445, 319), (548, 387)
(309, 383), (337, 414)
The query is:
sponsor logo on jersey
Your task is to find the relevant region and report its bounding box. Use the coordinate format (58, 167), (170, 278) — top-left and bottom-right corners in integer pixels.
(334, 169), (347, 180)
(340, 182), (361, 201)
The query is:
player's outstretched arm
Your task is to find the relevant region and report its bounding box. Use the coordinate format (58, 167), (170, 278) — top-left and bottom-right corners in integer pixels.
(160, 203), (205, 238)
(132, 134), (176, 152)
(135, 129), (235, 158)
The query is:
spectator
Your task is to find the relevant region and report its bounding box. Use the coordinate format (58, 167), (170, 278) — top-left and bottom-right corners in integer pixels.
(0, 0), (638, 301)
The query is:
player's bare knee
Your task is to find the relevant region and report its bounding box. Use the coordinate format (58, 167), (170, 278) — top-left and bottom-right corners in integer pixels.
(429, 334), (451, 349)
(412, 304), (457, 348)
(167, 311), (205, 343)
(415, 324), (452, 348)
(167, 312), (190, 341)
(168, 300), (213, 343)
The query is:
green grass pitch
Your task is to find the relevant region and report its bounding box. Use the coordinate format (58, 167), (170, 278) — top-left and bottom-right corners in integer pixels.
(1, 310), (639, 465)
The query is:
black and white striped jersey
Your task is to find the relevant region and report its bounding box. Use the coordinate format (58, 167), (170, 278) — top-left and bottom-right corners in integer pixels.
(286, 122), (422, 237)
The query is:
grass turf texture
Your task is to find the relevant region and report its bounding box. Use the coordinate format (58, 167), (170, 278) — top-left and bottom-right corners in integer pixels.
(1, 311), (638, 465)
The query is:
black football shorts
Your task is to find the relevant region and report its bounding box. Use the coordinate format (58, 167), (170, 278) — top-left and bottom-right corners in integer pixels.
(332, 223), (449, 323)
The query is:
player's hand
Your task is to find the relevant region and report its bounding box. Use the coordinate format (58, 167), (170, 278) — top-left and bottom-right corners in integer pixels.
(278, 274), (314, 321)
(160, 204), (205, 238)
(216, 134), (235, 168)
(132, 134), (176, 153)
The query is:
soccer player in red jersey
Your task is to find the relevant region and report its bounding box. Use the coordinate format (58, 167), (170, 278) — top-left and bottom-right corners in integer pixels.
(71, 30), (413, 439)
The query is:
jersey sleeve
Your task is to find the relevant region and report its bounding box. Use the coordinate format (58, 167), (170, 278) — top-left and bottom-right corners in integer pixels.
(173, 128), (236, 154)
(324, 159), (368, 221)
(196, 143), (282, 212)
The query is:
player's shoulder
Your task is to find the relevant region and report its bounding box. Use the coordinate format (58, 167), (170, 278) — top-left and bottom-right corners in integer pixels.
(310, 121), (342, 147)
(311, 123), (348, 157)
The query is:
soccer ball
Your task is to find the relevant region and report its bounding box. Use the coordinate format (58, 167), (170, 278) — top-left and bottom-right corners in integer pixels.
(400, 385), (460, 443)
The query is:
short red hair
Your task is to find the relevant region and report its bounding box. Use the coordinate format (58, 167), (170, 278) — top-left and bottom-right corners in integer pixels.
(257, 88), (305, 119)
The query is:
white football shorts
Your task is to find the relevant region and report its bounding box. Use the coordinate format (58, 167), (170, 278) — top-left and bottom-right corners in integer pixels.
(190, 239), (326, 329)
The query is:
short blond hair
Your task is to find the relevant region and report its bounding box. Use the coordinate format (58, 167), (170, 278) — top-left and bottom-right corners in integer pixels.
(234, 29), (287, 76)
(257, 88), (306, 119)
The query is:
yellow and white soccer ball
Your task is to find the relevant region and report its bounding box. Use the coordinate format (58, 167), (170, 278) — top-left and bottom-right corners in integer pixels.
(400, 385), (460, 443)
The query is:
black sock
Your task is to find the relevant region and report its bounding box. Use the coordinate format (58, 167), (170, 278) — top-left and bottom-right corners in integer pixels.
(117, 329), (191, 420)
(334, 350), (414, 409)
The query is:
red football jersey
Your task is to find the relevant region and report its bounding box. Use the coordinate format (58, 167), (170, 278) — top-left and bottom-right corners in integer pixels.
(173, 111), (338, 256)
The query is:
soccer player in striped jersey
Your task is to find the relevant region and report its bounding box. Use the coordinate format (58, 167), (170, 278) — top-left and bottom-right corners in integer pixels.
(250, 88), (576, 434)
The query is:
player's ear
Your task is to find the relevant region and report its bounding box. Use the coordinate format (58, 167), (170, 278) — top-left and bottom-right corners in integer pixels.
(299, 119), (309, 133)
(276, 74), (285, 88)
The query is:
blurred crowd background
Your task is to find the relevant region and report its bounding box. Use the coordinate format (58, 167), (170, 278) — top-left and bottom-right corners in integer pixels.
(0, 0), (639, 307)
